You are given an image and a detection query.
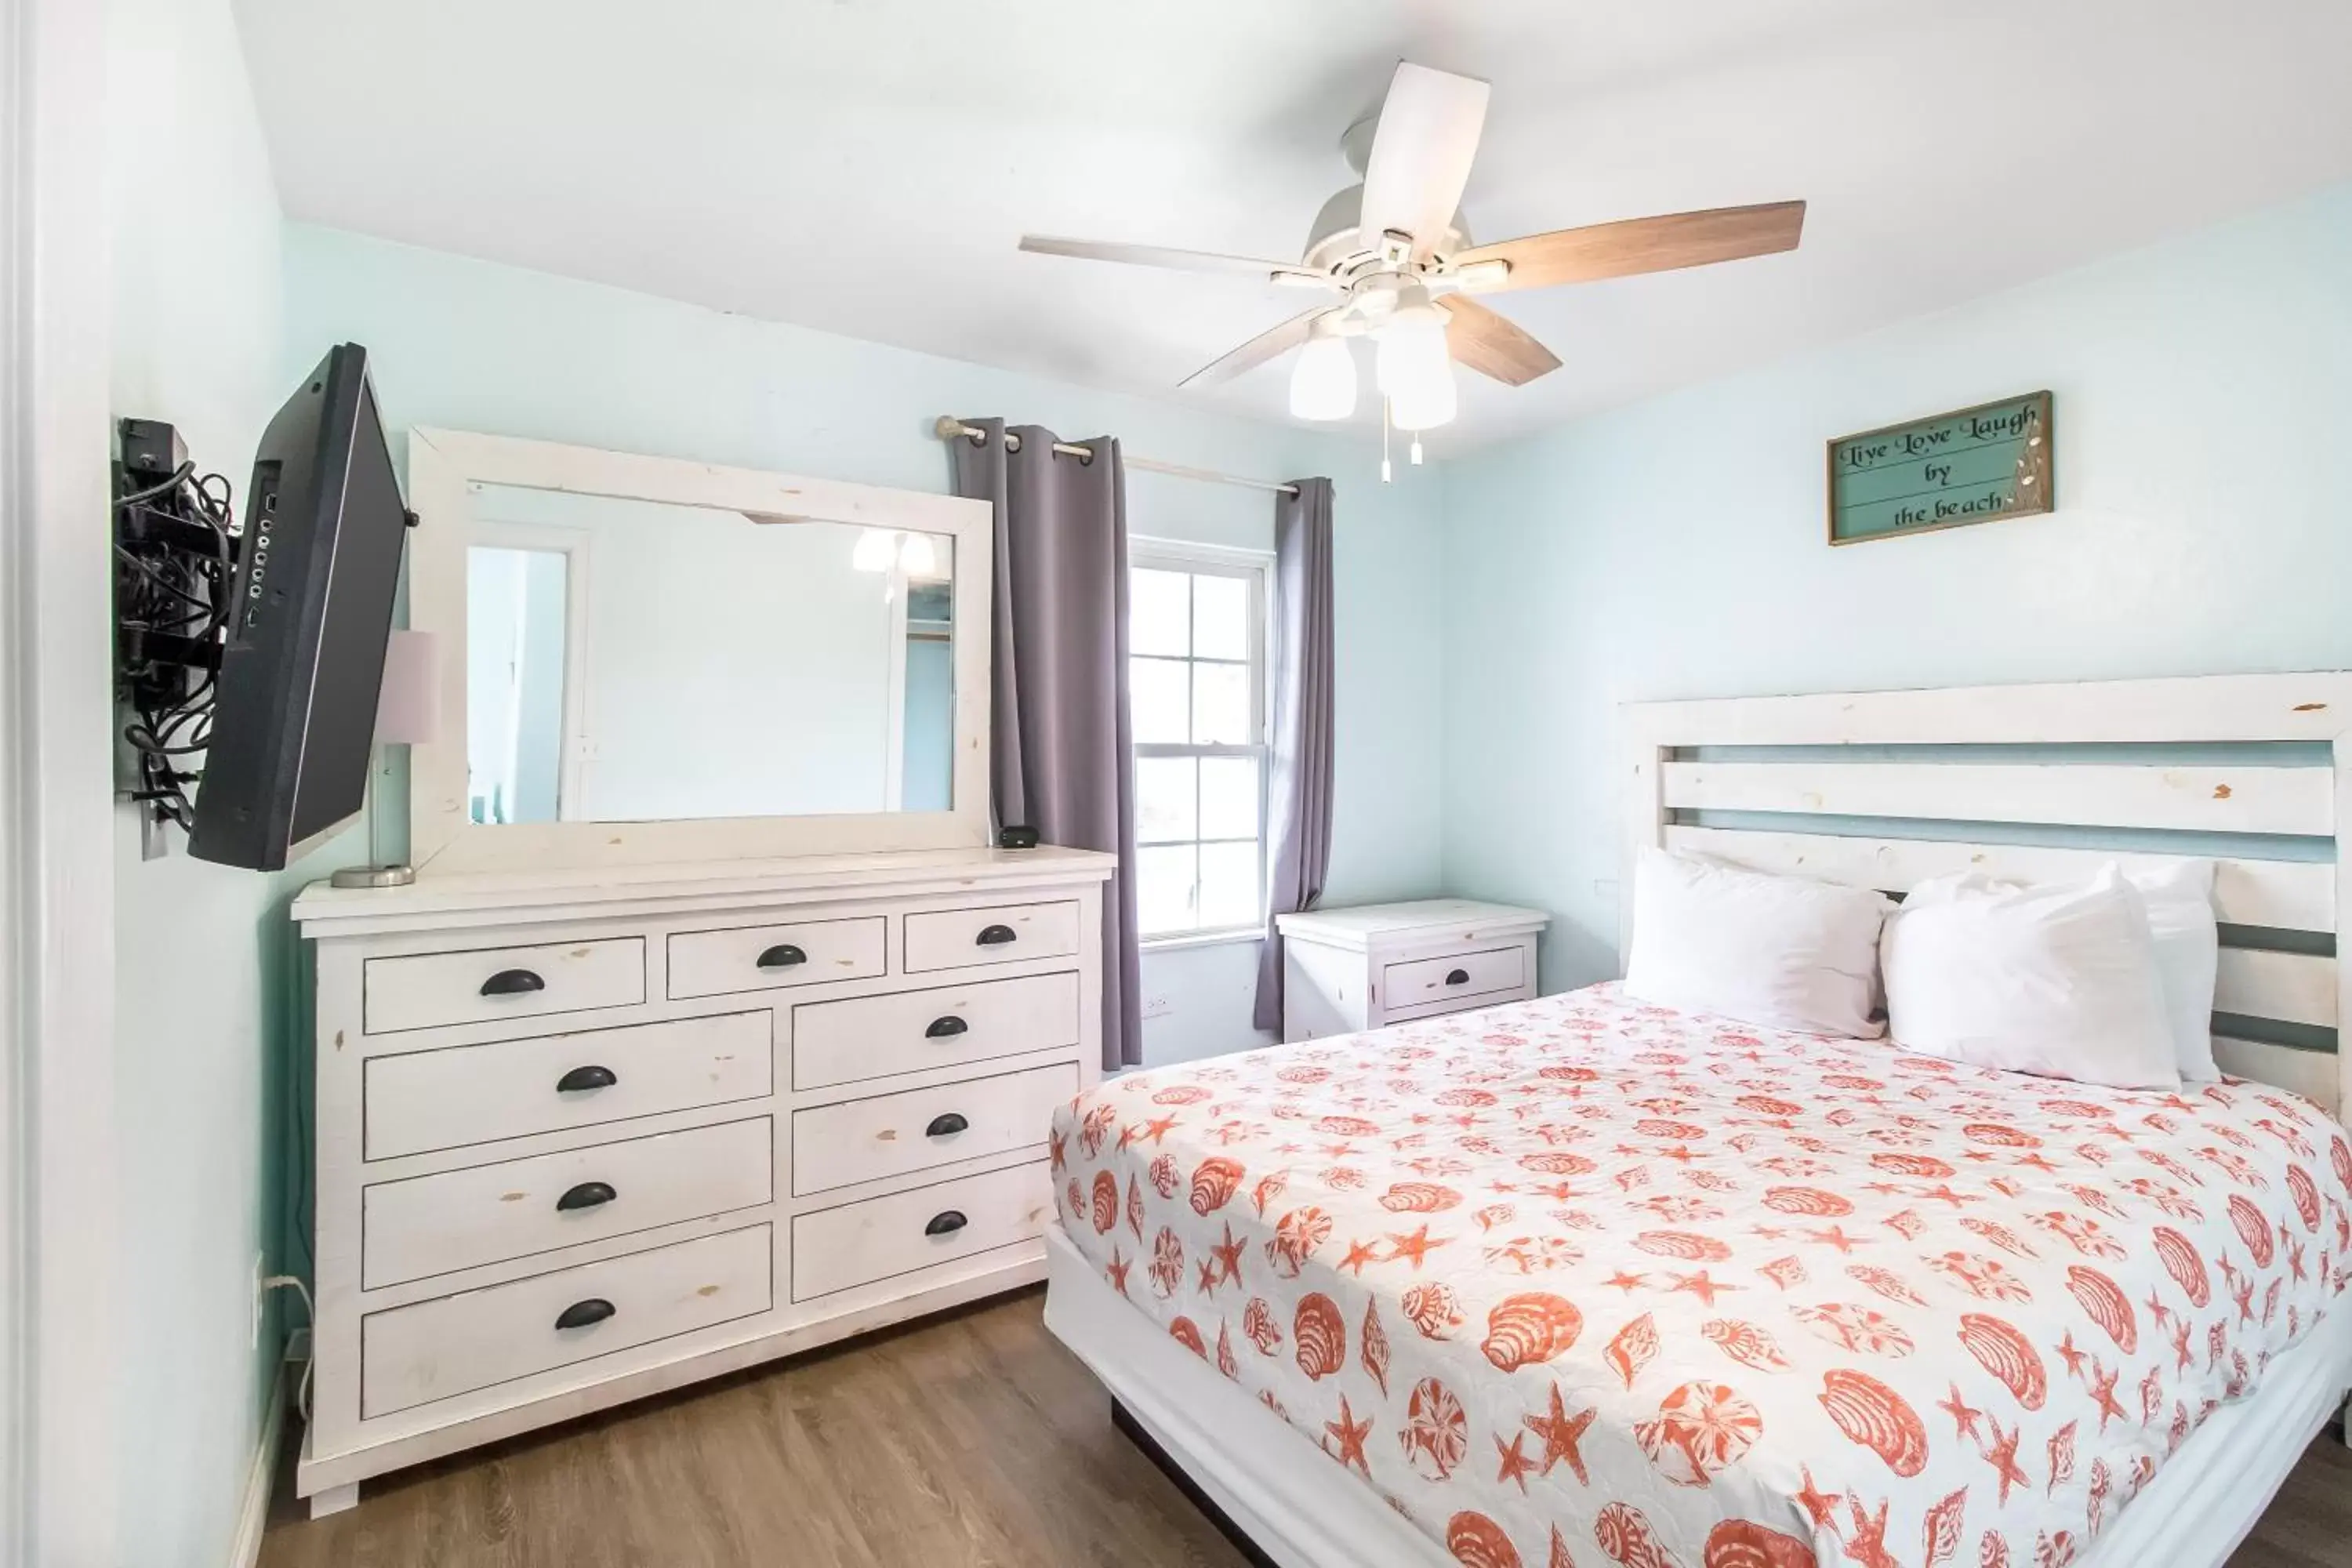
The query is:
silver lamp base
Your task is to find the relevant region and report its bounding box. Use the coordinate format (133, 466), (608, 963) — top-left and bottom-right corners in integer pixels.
(329, 863), (416, 889)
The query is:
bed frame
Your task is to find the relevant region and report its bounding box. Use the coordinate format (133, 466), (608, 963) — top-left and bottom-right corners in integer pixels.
(1049, 671), (2352, 1568)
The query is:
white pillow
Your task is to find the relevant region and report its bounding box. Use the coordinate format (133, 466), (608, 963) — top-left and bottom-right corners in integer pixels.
(1624, 846), (1892, 1038)
(1882, 866), (2180, 1089)
(2127, 861), (2220, 1082)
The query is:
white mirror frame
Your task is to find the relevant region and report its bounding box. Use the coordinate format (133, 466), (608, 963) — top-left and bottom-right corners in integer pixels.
(404, 427), (993, 874)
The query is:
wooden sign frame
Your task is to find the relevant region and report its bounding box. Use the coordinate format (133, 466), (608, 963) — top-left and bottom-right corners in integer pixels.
(1826, 390), (2053, 546)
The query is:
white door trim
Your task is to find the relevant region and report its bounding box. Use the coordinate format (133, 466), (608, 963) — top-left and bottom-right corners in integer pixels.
(1, 0), (119, 1560)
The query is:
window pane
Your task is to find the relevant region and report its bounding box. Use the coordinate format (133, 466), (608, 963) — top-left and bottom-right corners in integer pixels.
(1131, 568), (1190, 658)
(1136, 844), (1198, 936)
(1192, 573), (1250, 661)
(1191, 661), (1251, 744)
(1198, 840), (1261, 929)
(1131, 658), (1190, 744)
(1135, 756), (1197, 844)
(1199, 755), (1259, 840)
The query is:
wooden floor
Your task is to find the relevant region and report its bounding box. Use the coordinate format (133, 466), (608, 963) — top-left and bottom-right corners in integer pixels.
(261, 1289), (2352, 1568)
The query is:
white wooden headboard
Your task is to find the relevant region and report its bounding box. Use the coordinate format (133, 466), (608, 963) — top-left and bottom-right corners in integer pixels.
(1621, 672), (2352, 1118)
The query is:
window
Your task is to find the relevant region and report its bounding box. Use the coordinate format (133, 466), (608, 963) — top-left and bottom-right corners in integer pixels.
(1129, 539), (1272, 942)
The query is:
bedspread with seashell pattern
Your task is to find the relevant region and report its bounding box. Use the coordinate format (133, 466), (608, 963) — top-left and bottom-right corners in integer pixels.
(1050, 983), (2351, 1568)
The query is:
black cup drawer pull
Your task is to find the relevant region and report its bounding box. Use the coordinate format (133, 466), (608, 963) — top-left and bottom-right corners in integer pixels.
(975, 924), (1018, 946)
(756, 943), (807, 969)
(925, 1112), (970, 1139)
(1444, 967), (1471, 986)
(925, 1015), (969, 1039)
(554, 1298), (615, 1331)
(555, 1065), (617, 1094)
(557, 1181), (617, 1212)
(481, 968), (546, 997)
(924, 1210), (969, 1237)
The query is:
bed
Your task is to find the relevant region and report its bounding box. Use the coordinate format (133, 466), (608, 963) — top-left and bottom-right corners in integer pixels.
(1043, 672), (2352, 1568)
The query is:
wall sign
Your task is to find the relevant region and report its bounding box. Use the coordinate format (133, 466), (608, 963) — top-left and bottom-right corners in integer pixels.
(1827, 391), (2053, 545)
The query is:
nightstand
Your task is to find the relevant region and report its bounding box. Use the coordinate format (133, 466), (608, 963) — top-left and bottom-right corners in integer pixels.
(1272, 898), (1550, 1044)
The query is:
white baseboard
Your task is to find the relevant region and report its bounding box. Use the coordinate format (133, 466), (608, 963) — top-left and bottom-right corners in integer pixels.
(227, 1357), (292, 1568)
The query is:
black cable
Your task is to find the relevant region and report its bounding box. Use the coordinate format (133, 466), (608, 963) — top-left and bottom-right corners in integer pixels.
(114, 452), (240, 836)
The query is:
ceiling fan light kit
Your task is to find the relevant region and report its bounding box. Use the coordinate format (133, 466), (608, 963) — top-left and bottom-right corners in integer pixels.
(1018, 60), (1807, 470)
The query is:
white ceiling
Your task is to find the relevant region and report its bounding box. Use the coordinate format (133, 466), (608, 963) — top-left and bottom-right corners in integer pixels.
(234, 0), (2352, 451)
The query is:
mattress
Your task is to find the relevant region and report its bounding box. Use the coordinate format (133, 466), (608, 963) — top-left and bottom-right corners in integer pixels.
(1049, 984), (2352, 1568)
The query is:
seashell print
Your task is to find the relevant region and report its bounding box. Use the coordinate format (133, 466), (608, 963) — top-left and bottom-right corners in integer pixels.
(1635, 1381), (1762, 1486)
(1758, 1255), (1808, 1290)
(2227, 1194), (2276, 1269)
(2151, 1227), (2211, 1307)
(1737, 1095), (1806, 1118)
(1701, 1319), (1790, 1373)
(1240, 1296), (1281, 1355)
(1960, 1217), (2041, 1259)
(1063, 1178), (1083, 1223)
(1149, 1227), (1185, 1298)
(1436, 1087), (1498, 1109)
(1983, 1532), (2012, 1568)
(1079, 1102), (1117, 1156)
(1481, 1293), (1585, 1371)
(2287, 1165), (2321, 1232)
(1922, 1488), (1969, 1568)
(1402, 1377), (1468, 1480)
(2039, 1099), (2113, 1120)
(1957, 1313), (2047, 1410)
(2332, 1134), (2352, 1191)
(1188, 1156), (1243, 1216)
(1275, 1063), (1330, 1084)
(1636, 1119), (1708, 1141)
(1446, 1512), (1523, 1568)
(1149, 1153), (1181, 1199)
(1151, 1083), (1211, 1106)
(1872, 1152), (1958, 1178)
(1167, 1316), (1207, 1358)
(1817, 1367), (1929, 1478)
(1594, 1502), (1678, 1568)
(1635, 1230), (1733, 1263)
(1520, 1152), (1599, 1176)
(1249, 1171), (1286, 1214)
(1548, 1526), (1578, 1568)
(1361, 1300), (1391, 1396)
(1763, 1187), (1854, 1218)
(1540, 1065), (1599, 1083)
(1315, 1114), (1381, 1138)
(1215, 1321), (1237, 1379)
(1822, 1074), (1885, 1091)
(1265, 1207), (1330, 1277)
(1380, 1181), (1464, 1213)
(1606, 1313), (1660, 1389)
(1926, 1252), (2031, 1303)
(1323, 1166), (1368, 1191)
(1293, 1292), (1346, 1379)
(1403, 1281), (1465, 1338)
(2067, 1265), (2137, 1353)
(1124, 1175), (1145, 1239)
(1793, 1303), (1915, 1358)
(1965, 1123), (2042, 1149)
(1703, 1519), (1819, 1568)
(1089, 1171), (1119, 1234)
(1846, 1265), (1927, 1307)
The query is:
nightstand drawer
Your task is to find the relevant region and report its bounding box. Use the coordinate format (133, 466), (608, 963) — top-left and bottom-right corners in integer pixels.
(792, 1062), (1076, 1195)
(790, 1161), (1052, 1301)
(791, 971), (1080, 1090)
(363, 937), (646, 1035)
(903, 901), (1080, 972)
(666, 916), (886, 1000)
(361, 1117), (772, 1288)
(1381, 945), (1524, 1010)
(361, 1225), (772, 1418)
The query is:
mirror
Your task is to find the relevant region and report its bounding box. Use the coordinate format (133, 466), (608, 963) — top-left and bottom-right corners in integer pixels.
(461, 485), (956, 824)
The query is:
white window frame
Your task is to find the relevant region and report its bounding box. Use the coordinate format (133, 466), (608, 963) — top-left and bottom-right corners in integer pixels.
(1129, 536), (1275, 948)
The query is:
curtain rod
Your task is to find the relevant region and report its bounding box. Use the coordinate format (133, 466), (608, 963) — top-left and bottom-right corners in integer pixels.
(932, 417), (1300, 498)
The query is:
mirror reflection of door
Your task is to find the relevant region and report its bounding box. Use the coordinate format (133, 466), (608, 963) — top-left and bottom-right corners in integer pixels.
(465, 543), (575, 825)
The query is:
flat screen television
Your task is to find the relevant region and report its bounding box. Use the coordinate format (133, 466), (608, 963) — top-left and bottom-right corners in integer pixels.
(187, 343), (408, 870)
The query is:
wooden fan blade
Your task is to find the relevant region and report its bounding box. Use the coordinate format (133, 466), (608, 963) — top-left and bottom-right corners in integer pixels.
(1436, 296), (1560, 386)
(1359, 63), (1490, 258)
(1453, 201), (1806, 292)
(1178, 309), (1328, 390)
(1019, 235), (1330, 287)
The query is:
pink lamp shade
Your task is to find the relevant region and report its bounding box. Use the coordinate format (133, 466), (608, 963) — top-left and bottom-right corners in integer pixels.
(375, 630), (442, 746)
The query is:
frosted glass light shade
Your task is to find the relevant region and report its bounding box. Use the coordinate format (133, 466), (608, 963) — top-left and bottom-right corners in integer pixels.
(851, 528), (899, 572)
(1375, 308), (1456, 430)
(898, 532), (938, 576)
(1388, 358), (1457, 431)
(1288, 333), (1356, 420)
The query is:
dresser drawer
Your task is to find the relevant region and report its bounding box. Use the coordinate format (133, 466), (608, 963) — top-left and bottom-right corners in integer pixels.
(364, 1011), (771, 1160)
(903, 901), (1081, 973)
(364, 938), (646, 1035)
(666, 916), (886, 1000)
(361, 1224), (772, 1418)
(791, 971), (1080, 1090)
(791, 1161), (1052, 1301)
(1381, 945), (1523, 1011)
(792, 1062), (1077, 1196)
(361, 1117), (772, 1289)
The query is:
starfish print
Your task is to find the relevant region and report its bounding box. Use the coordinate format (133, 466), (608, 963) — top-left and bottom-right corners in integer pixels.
(2233, 1276), (2257, 1325)
(1137, 1116), (1179, 1145)
(1842, 1494), (1902, 1568)
(1602, 1270), (1649, 1294)
(1915, 1184), (1983, 1208)
(1751, 1225), (1789, 1241)
(1804, 1225), (1870, 1254)
(2169, 1318), (2194, 1374)
(2288, 1238), (2308, 1284)
(1196, 1258), (1224, 1296)
(1385, 1224), (1451, 1271)
(1319, 1141), (1359, 1160)
(1337, 1237), (1383, 1276)
(1654, 1144), (1700, 1163)
(2087, 1361), (2126, 1430)
(1323, 1395), (1372, 1475)
(1494, 1431), (1538, 1493)
(2056, 1331), (2090, 1381)
(1105, 1250), (1131, 1297)
(1793, 1467), (1838, 1529)
(1048, 1130), (1068, 1172)
(1938, 1381), (1985, 1443)
(1980, 1415), (2031, 1504)
(1667, 1269), (1739, 1306)
(1523, 1384), (1596, 1485)
(1209, 1225), (1247, 1288)
(2143, 1291), (2171, 1330)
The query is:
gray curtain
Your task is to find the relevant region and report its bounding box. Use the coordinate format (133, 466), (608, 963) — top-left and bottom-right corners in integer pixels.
(1254, 477), (1337, 1033)
(949, 419), (1142, 1070)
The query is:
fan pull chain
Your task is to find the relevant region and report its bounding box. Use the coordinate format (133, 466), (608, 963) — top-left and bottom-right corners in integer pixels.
(1381, 397), (1394, 484)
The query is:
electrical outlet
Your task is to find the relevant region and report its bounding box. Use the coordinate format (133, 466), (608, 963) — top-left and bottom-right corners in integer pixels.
(1141, 993), (1173, 1021)
(250, 1250), (267, 1349)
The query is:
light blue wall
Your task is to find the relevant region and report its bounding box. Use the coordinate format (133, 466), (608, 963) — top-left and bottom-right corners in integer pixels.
(1439, 182), (2352, 991)
(281, 224), (1450, 1064)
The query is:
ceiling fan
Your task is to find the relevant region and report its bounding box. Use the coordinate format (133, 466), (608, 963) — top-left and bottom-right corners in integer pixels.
(1020, 62), (1806, 437)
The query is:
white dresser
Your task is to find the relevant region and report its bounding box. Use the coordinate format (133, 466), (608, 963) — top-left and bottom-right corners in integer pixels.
(1274, 898), (1549, 1042)
(292, 844), (1114, 1513)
